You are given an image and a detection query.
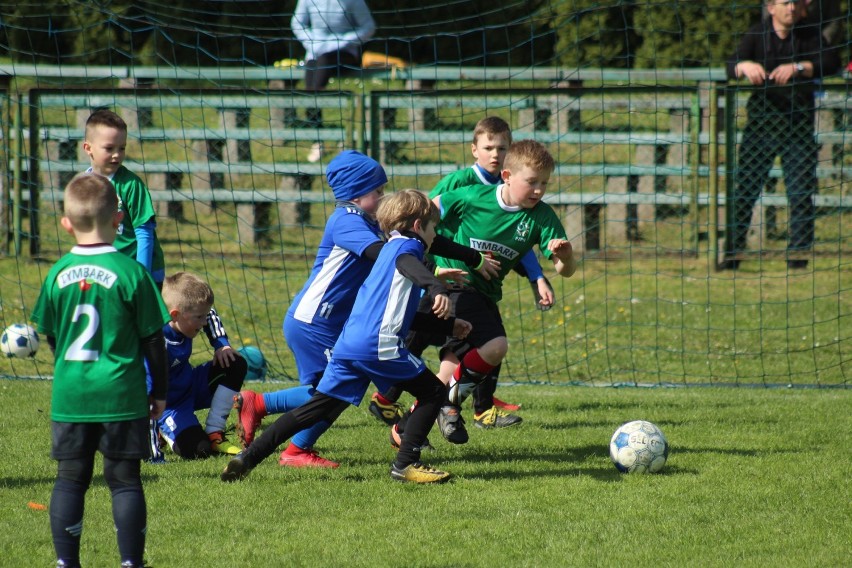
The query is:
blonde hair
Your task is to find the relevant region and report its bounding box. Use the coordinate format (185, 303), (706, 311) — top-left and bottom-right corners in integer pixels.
(63, 172), (118, 232)
(85, 109), (127, 139)
(472, 116), (512, 145)
(376, 189), (439, 235)
(161, 272), (214, 312)
(503, 139), (555, 176)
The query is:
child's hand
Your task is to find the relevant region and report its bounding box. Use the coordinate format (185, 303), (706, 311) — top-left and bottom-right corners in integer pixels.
(547, 238), (573, 261)
(535, 277), (555, 309)
(436, 267), (468, 285)
(548, 239), (577, 277)
(432, 293), (451, 319)
(214, 345), (237, 367)
(453, 318), (472, 339)
(476, 254), (501, 281)
(150, 398), (166, 420)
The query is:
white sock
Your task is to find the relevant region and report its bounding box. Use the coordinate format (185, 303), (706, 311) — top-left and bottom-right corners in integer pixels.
(205, 385), (238, 435)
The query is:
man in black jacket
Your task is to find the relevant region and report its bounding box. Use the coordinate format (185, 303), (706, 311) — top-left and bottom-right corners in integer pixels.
(724, 0), (841, 270)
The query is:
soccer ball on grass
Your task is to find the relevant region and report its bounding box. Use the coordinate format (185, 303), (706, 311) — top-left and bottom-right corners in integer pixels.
(609, 420), (669, 474)
(1, 323), (40, 358)
(238, 346), (268, 381)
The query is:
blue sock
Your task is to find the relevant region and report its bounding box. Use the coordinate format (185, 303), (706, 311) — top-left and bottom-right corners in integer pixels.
(261, 386), (333, 450)
(262, 385), (314, 414)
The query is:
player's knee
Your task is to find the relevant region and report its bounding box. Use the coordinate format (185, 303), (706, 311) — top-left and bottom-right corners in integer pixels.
(103, 457), (142, 489)
(216, 355), (248, 391)
(57, 457), (95, 487)
(173, 427), (213, 460)
(481, 337), (509, 362)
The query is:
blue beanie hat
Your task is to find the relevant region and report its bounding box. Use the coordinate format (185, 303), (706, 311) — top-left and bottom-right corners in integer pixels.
(326, 151), (388, 202)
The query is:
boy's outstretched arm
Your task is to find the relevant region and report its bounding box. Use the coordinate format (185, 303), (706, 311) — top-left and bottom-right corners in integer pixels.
(548, 239), (577, 277)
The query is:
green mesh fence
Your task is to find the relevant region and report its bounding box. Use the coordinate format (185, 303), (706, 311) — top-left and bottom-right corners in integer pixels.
(0, 1), (849, 387)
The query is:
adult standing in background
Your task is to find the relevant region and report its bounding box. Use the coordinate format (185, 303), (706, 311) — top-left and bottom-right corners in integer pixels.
(292, 0), (376, 162)
(723, 0), (840, 270)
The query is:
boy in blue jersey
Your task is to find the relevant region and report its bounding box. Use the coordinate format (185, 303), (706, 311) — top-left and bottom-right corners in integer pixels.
(222, 189), (471, 484)
(151, 272), (246, 459)
(234, 152), (497, 468)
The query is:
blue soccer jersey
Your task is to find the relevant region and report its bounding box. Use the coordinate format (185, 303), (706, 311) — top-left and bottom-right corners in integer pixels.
(287, 204), (384, 331)
(317, 232), (430, 405)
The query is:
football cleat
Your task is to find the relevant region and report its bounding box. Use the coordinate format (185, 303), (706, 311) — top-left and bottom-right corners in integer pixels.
(221, 452), (254, 482)
(368, 392), (404, 426)
(474, 406), (523, 429)
(234, 390), (266, 448)
(279, 448), (339, 469)
(390, 462), (451, 484)
(492, 395), (522, 412)
(208, 431), (241, 455)
(390, 423), (435, 452)
(437, 405), (469, 444)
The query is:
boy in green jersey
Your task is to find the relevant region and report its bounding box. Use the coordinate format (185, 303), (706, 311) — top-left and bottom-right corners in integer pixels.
(431, 140), (577, 442)
(31, 172), (170, 568)
(370, 118), (553, 433)
(83, 109), (165, 284)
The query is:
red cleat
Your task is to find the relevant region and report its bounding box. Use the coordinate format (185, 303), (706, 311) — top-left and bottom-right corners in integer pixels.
(234, 390), (266, 448)
(279, 446), (339, 468)
(492, 396), (521, 412)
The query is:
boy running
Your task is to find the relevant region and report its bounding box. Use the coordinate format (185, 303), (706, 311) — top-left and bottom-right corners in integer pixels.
(222, 189), (470, 484)
(432, 139), (576, 443)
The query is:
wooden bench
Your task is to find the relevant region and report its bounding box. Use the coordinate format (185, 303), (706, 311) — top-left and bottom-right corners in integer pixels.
(28, 88), (358, 249)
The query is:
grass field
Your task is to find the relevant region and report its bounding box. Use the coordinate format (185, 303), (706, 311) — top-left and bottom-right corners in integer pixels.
(2, 238), (851, 388)
(1, 380), (849, 567)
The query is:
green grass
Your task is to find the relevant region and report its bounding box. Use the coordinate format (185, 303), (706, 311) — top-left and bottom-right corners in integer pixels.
(1, 381), (848, 566)
(2, 225), (851, 387)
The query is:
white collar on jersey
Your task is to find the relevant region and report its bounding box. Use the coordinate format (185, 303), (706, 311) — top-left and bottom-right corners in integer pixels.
(70, 244), (118, 255)
(496, 184), (520, 212)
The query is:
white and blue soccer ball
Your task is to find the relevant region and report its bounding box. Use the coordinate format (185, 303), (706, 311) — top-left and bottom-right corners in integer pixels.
(238, 346), (268, 381)
(609, 420), (669, 474)
(1, 323), (40, 358)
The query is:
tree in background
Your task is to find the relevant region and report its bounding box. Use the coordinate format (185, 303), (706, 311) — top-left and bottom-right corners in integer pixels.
(632, 0), (752, 69)
(551, 0), (639, 68)
(0, 0), (848, 69)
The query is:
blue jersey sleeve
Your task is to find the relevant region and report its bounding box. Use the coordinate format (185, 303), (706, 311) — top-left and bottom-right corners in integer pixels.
(135, 220), (155, 272)
(519, 249), (544, 282)
(331, 209), (383, 256)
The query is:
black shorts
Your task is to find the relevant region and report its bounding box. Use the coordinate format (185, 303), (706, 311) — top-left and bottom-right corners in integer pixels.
(406, 294), (449, 357)
(51, 417), (151, 461)
(441, 288), (506, 357)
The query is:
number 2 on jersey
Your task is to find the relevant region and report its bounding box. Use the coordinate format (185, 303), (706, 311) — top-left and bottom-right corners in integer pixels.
(65, 304), (100, 361)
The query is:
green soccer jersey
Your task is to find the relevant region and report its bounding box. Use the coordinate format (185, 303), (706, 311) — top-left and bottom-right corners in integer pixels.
(434, 184), (567, 303)
(111, 165), (165, 276)
(31, 245), (170, 422)
(429, 166), (494, 240)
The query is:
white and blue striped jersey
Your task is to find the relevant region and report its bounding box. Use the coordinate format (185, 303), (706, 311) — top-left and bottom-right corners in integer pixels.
(287, 204), (384, 331)
(331, 232), (425, 362)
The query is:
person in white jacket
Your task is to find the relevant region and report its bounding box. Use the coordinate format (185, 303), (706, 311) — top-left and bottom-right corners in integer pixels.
(292, 0), (376, 162)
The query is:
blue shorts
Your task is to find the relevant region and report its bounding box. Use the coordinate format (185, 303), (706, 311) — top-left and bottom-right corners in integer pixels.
(317, 352), (426, 406)
(157, 362), (214, 443)
(283, 315), (336, 387)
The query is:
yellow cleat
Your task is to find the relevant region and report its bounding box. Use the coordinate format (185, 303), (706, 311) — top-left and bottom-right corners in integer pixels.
(208, 431), (241, 455)
(390, 462), (451, 484)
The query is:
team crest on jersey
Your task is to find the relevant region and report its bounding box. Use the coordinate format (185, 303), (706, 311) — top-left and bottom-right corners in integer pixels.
(57, 266), (117, 289)
(468, 238), (519, 260)
(515, 220), (531, 242)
